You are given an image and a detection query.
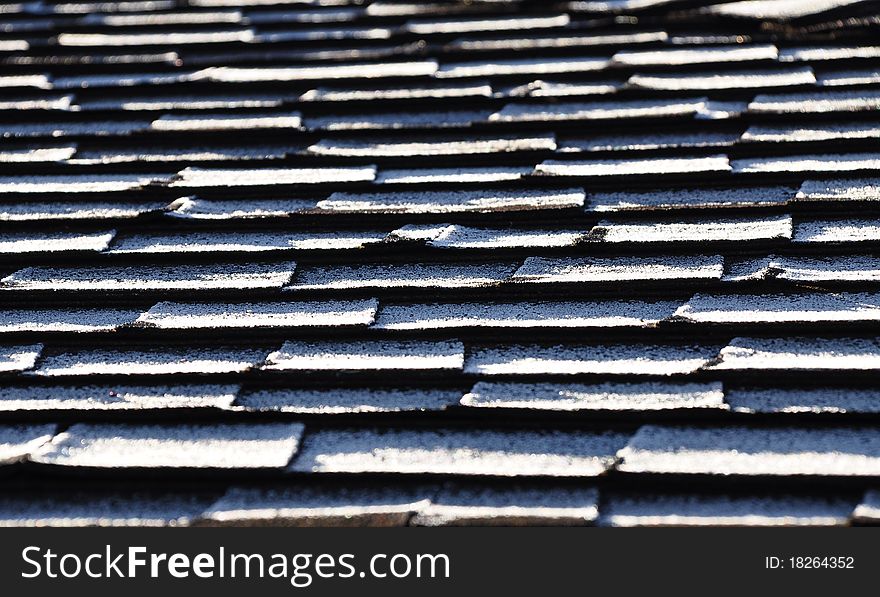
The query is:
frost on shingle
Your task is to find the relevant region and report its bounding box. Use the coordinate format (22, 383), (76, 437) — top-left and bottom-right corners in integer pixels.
(0, 74), (51, 89)
(265, 340), (464, 372)
(68, 146), (293, 165)
(796, 178), (880, 202)
(853, 489), (880, 522)
(0, 173), (168, 194)
(33, 423), (303, 470)
(727, 387), (880, 414)
(0, 490), (219, 527)
(611, 44), (778, 66)
(489, 98), (707, 122)
(2, 263), (295, 291)
(2, 120), (153, 138)
(305, 110), (491, 131)
(290, 428), (628, 477)
(307, 133), (556, 157)
(291, 262), (517, 291)
(0, 308), (139, 333)
(166, 197), (318, 220)
(0, 424), (55, 465)
(31, 347), (268, 377)
(52, 72), (192, 90)
(170, 166), (376, 188)
(404, 14), (570, 34)
(676, 292), (880, 324)
(194, 61), (439, 82)
(535, 156), (731, 177)
(451, 29), (665, 51)
(780, 46), (880, 62)
(601, 493), (855, 527)
(0, 384), (237, 412)
(742, 123), (880, 143)
(376, 166), (530, 185)
(79, 93), (294, 111)
(0, 231), (115, 254)
(0, 145), (76, 163)
(461, 381), (725, 411)
(203, 484), (429, 527)
(617, 425), (880, 476)
(768, 256), (880, 282)
(437, 56), (608, 78)
(236, 387), (457, 414)
(733, 153), (880, 174)
(299, 81), (492, 102)
(749, 90), (880, 114)
(819, 68), (880, 87)
(794, 219), (880, 243)
(318, 188), (581, 214)
(512, 255), (723, 284)
(628, 67), (816, 91)
(109, 231), (384, 253)
(590, 216), (792, 243)
(427, 225), (586, 249)
(705, 0), (868, 20)
(465, 343), (718, 376)
(151, 112), (303, 131)
(412, 484), (599, 526)
(710, 337), (880, 371)
(138, 300), (377, 329)
(374, 301), (680, 330)
(0, 344), (42, 373)
(499, 80), (619, 99)
(587, 186), (796, 212)
(58, 30), (255, 46)
(559, 131), (739, 153)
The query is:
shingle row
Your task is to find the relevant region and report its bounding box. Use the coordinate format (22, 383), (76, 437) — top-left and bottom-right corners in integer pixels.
(1, 482), (875, 527)
(8, 336), (880, 377)
(4, 422), (880, 482)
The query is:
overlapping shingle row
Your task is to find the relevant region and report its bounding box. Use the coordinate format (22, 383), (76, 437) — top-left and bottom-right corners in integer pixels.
(4, 0), (880, 525)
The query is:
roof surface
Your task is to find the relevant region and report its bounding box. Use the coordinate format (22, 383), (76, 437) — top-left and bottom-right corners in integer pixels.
(2, 0), (880, 526)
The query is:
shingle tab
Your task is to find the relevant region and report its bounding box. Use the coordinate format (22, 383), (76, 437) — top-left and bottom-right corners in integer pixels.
(0, 231), (115, 254)
(151, 112), (303, 131)
(733, 153), (880, 174)
(535, 156), (731, 177)
(290, 428), (628, 477)
(601, 493), (855, 526)
(292, 262), (517, 291)
(319, 188), (581, 214)
(166, 197), (318, 220)
(0, 491), (218, 527)
(727, 387), (880, 414)
(749, 90), (880, 114)
(138, 300), (377, 329)
(853, 489), (880, 522)
(465, 343), (718, 376)
(794, 219), (880, 243)
(590, 216), (792, 243)
(710, 337), (880, 371)
(627, 67), (816, 90)
(742, 123), (880, 143)
(0, 384), (237, 412)
(33, 423), (303, 469)
(0, 424), (55, 465)
(797, 178), (880, 202)
(109, 231), (384, 253)
(376, 167), (530, 185)
(265, 340), (464, 372)
(2, 263), (296, 292)
(412, 484), (599, 526)
(195, 61), (439, 82)
(612, 45), (778, 66)
(462, 381), (725, 411)
(0, 344), (42, 373)
(490, 98), (707, 123)
(31, 347), (268, 377)
(203, 484), (429, 526)
(236, 387), (457, 414)
(587, 187), (796, 212)
(618, 425), (880, 476)
(0, 174), (168, 193)
(512, 255), (723, 284)
(0, 308), (139, 332)
(437, 56), (608, 78)
(170, 166), (376, 188)
(307, 133), (556, 157)
(426, 226), (585, 249)
(676, 293), (880, 324)
(374, 301), (680, 330)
